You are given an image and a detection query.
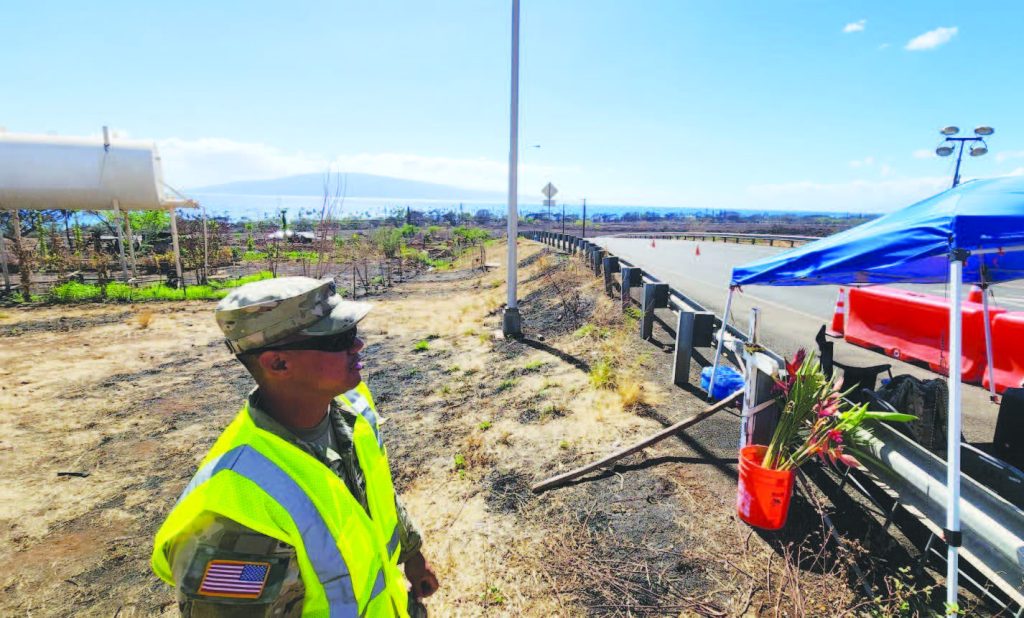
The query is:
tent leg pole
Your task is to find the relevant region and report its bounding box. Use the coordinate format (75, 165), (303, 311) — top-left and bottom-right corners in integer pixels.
(946, 256), (964, 611)
(981, 286), (996, 399)
(112, 200), (129, 282)
(169, 208), (183, 287)
(11, 209), (30, 301)
(122, 203), (138, 279)
(739, 307), (761, 448)
(0, 221), (10, 293)
(201, 207), (209, 283)
(708, 286), (735, 401)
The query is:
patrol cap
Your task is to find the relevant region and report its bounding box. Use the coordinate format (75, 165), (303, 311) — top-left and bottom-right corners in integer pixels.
(215, 276), (371, 354)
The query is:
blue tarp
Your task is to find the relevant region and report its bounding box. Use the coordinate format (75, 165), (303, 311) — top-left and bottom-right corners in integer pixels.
(731, 175), (1024, 287)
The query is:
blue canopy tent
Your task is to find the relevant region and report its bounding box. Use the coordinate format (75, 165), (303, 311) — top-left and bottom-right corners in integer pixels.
(711, 174), (1024, 609)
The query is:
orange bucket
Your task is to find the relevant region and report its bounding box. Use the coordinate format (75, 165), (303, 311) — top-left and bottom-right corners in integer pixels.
(737, 445), (795, 530)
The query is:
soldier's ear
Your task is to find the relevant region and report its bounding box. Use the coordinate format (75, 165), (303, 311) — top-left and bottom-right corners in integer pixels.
(258, 351), (288, 374)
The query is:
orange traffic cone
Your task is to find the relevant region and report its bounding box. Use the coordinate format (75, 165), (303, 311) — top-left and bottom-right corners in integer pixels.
(968, 285), (984, 304)
(695, 245), (701, 257)
(826, 287), (846, 337)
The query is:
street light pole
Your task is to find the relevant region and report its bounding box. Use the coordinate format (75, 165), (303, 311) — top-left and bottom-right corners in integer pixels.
(935, 126), (993, 188)
(502, 0), (522, 338)
(581, 198), (587, 239)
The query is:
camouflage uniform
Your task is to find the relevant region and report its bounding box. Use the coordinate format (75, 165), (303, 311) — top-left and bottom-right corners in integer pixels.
(168, 389), (424, 616)
(155, 277), (429, 616)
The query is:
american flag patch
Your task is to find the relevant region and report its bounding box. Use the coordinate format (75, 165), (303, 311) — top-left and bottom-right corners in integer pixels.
(198, 560), (270, 599)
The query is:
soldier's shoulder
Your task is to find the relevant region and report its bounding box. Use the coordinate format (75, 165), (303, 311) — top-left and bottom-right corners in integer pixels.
(171, 513), (304, 616)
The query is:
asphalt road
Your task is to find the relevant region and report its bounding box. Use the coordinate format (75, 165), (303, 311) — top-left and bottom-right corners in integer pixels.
(593, 236), (1005, 443)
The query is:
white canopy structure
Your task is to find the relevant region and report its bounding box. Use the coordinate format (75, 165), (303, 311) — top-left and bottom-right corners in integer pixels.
(0, 129), (197, 290)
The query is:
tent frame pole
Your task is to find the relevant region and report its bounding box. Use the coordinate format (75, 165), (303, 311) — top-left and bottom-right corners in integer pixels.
(0, 220), (10, 293)
(981, 284), (996, 399)
(120, 200), (138, 278)
(169, 208), (184, 287)
(201, 206), (209, 283)
(112, 199), (130, 282)
(708, 285), (736, 401)
(946, 254), (965, 610)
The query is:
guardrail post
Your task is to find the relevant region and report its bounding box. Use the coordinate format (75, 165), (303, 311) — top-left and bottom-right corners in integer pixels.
(594, 249), (605, 275)
(602, 256), (619, 296)
(620, 266), (641, 309)
(641, 282), (669, 340)
(673, 310), (715, 386)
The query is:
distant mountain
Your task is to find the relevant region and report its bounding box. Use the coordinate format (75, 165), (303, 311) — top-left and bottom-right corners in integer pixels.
(188, 172), (504, 201)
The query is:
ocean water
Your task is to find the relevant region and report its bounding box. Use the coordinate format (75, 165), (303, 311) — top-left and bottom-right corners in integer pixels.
(188, 192), (870, 223)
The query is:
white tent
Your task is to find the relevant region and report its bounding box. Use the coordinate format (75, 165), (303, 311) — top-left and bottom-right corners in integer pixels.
(0, 130), (197, 290)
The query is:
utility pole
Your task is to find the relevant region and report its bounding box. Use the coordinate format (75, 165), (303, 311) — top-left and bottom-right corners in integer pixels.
(502, 0), (522, 338)
(581, 198), (587, 239)
(561, 201), (565, 236)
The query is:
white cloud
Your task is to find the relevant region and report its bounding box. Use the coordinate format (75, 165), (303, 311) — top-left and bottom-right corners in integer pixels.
(913, 149), (935, 159)
(155, 136), (575, 195)
(843, 19), (866, 33)
(996, 150), (1024, 163)
(158, 137), (326, 189)
(905, 26), (958, 51)
(849, 156), (875, 168)
(878, 43), (890, 50)
(746, 176), (949, 212)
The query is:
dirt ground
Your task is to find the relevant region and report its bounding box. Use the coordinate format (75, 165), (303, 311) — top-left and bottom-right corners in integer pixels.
(1, 240), (946, 616)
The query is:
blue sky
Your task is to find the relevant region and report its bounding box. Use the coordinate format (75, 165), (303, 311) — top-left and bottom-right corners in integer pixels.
(3, 1), (1024, 211)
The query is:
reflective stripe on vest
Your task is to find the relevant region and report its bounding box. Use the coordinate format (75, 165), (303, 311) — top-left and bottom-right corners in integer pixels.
(179, 444), (360, 615)
(342, 386), (382, 447)
(386, 526), (400, 560)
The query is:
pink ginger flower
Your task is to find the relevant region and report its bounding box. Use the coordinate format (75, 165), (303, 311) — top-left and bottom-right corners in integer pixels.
(816, 400), (839, 418)
(828, 429), (844, 444)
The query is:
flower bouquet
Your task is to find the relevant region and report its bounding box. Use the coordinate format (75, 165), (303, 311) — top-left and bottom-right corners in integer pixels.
(737, 350), (915, 530)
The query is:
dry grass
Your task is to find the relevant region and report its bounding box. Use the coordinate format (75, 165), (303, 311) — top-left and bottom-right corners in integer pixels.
(134, 308), (155, 329)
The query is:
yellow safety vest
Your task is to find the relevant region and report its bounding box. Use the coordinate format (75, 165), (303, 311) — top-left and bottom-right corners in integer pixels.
(151, 389), (407, 618)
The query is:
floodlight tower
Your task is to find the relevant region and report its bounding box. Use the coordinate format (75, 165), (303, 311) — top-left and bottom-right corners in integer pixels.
(935, 126), (994, 188)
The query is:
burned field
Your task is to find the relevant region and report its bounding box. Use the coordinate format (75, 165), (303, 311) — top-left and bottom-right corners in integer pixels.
(0, 240), (936, 616)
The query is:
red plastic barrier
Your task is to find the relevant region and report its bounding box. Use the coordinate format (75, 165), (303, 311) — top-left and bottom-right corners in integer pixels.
(845, 286), (1004, 383)
(984, 312), (1024, 394)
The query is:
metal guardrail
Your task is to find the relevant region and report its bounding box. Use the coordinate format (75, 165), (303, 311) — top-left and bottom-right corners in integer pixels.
(616, 231), (819, 247)
(527, 230), (1024, 614)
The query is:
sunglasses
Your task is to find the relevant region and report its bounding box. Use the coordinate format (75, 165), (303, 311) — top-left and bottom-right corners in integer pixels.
(254, 327), (359, 355)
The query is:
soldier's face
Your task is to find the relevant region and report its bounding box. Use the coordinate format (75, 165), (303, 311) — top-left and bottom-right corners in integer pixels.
(289, 335), (365, 396)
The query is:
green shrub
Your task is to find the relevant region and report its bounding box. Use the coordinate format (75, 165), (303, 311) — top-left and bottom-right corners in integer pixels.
(523, 360), (546, 372)
(413, 340), (430, 352)
(49, 281), (102, 303)
(453, 226), (490, 244)
(589, 358), (615, 389)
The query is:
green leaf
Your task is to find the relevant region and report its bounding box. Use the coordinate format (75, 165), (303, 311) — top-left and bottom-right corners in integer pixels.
(862, 411), (917, 423)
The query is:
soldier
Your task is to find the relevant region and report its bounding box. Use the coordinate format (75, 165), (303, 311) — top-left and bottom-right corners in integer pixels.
(151, 276), (438, 616)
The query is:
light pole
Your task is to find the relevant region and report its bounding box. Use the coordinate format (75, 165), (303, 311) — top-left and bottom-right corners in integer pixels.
(581, 198), (587, 239)
(502, 0), (522, 338)
(935, 125), (993, 188)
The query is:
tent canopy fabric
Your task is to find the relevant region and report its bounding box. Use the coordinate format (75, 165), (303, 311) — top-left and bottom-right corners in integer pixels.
(731, 175), (1024, 287)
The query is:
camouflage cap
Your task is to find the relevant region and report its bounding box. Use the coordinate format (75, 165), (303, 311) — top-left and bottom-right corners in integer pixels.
(214, 276), (371, 354)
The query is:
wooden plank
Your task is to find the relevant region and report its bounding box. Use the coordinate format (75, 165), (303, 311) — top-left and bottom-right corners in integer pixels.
(531, 390), (745, 493)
